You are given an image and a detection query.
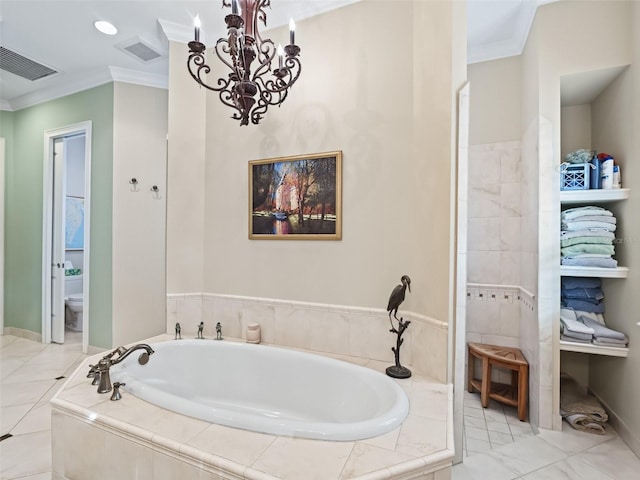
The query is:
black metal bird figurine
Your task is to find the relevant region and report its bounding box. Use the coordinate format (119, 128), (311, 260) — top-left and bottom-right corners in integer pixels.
(385, 275), (412, 379)
(387, 275), (411, 327)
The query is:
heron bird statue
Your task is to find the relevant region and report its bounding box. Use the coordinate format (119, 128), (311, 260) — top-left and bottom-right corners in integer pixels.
(385, 275), (412, 379)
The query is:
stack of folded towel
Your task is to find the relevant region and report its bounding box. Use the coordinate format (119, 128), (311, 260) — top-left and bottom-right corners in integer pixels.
(560, 309), (629, 348)
(559, 277), (628, 348)
(580, 312), (629, 347)
(560, 308), (595, 343)
(561, 276), (605, 314)
(561, 206), (617, 268)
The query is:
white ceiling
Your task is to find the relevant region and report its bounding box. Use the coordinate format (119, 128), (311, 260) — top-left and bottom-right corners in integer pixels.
(0, 0), (547, 112)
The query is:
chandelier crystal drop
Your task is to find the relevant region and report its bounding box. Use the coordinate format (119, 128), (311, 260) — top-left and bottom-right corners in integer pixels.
(187, 0), (302, 126)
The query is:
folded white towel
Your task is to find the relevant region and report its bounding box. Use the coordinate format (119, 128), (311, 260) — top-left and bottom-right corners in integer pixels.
(576, 311), (606, 326)
(579, 315), (627, 341)
(593, 338), (628, 347)
(560, 229), (616, 241)
(562, 221), (617, 232)
(560, 308), (595, 335)
(561, 329), (593, 341)
(562, 206), (613, 221)
(593, 337), (628, 346)
(561, 334), (592, 344)
(569, 215), (616, 224)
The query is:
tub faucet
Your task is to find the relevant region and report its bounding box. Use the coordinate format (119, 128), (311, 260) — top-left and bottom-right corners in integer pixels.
(92, 344), (154, 394)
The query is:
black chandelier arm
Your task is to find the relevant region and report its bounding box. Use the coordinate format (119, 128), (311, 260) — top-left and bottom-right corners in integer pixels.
(254, 76), (289, 107)
(252, 0), (272, 40)
(215, 38), (242, 75)
(187, 57), (234, 93)
(251, 95), (270, 125)
(259, 58), (301, 95)
(220, 90), (246, 119)
(251, 42), (277, 82)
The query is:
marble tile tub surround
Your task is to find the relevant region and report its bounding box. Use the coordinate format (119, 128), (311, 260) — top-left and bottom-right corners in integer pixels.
(467, 141), (522, 287)
(51, 334), (454, 480)
(167, 293), (449, 383)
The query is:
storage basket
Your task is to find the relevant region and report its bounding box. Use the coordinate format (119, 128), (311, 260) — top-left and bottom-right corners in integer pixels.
(561, 163), (591, 191)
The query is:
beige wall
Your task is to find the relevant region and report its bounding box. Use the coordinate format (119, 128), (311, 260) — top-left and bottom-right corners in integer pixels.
(166, 41), (206, 295)
(112, 83), (168, 346)
(175, 0), (466, 322)
(468, 56), (522, 145)
(590, 29), (640, 454)
(560, 104), (591, 158)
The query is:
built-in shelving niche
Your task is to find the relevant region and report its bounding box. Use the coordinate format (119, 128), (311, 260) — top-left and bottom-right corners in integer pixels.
(558, 64), (632, 392)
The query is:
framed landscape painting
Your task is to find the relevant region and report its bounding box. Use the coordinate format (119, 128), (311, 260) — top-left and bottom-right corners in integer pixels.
(249, 151), (342, 240)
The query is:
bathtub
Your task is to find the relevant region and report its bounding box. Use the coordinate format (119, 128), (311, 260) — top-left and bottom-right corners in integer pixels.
(110, 339), (409, 441)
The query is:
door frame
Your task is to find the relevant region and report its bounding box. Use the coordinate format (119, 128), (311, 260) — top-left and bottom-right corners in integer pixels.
(451, 82), (470, 464)
(0, 138), (4, 336)
(42, 121), (92, 353)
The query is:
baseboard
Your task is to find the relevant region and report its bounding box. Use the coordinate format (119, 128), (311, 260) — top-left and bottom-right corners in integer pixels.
(3, 326), (42, 343)
(590, 389), (640, 457)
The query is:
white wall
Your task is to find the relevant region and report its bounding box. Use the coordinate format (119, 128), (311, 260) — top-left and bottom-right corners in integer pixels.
(112, 82), (168, 346)
(65, 135), (85, 198)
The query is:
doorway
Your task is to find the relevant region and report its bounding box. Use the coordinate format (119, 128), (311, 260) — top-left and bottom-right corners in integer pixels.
(42, 122), (92, 353)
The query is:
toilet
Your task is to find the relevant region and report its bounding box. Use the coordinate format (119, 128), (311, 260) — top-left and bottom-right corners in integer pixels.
(65, 274), (83, 331)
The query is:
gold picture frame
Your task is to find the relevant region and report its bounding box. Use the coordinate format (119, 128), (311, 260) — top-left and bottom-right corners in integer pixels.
(249, 151), (342, 240)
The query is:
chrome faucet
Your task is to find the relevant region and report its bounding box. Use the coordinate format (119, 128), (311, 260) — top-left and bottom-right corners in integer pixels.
(90, 344), (154, 394)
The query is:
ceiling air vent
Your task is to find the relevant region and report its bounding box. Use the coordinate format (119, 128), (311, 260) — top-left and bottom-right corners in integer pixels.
(117, 37), (163, 63)
(0, 46), (58, 81)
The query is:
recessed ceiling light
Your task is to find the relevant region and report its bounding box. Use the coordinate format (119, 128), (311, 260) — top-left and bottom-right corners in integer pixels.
(94, 20), (118, 35)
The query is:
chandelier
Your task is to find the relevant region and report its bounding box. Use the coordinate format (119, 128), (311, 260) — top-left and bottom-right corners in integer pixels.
(187, 0), (301, 126)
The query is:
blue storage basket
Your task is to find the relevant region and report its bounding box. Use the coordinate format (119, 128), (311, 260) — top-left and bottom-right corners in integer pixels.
(561, 163), (591, 191)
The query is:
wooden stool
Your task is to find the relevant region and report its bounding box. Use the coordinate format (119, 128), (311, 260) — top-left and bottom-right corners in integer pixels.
(467, 342), (529, 421)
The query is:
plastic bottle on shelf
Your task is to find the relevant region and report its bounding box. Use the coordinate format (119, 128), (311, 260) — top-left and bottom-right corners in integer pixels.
(601, 158), (614, 189)
(613, 165), (621, 188)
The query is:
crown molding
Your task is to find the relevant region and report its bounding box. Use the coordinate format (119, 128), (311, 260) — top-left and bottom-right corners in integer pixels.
(158, 18), (200, 45)
(5, 66), (168, 111)
(109, 66), (168, 90)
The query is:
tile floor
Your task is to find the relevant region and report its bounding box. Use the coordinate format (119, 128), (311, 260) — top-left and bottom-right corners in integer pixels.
(1, 331), (86, 480)
(462, 390), (535, 458)
(1, 333), (639, 479)
(454, 391), (640, 479)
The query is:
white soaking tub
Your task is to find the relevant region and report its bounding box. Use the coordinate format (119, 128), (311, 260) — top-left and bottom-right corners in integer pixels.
(110, 339), (409, 441)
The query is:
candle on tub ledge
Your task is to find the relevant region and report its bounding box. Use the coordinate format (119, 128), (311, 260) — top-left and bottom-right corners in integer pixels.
(246, 323), (261, 343)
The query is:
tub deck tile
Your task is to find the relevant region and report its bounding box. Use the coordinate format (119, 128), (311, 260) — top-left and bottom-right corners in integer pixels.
(250, 436), (355, 480)
(187, 423), (277, 467)
(339, 443), (414, 479)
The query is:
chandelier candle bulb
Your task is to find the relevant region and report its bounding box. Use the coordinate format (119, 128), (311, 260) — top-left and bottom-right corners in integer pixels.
(278, 44), (284, 69)
(232, 0), (238, 15)
(194, 15), (201, 42)
(289, 18), (295, 45)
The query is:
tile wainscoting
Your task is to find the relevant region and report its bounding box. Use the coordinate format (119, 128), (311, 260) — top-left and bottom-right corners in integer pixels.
(167, 293), (449, 383)
(466, 283), (536, 388)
